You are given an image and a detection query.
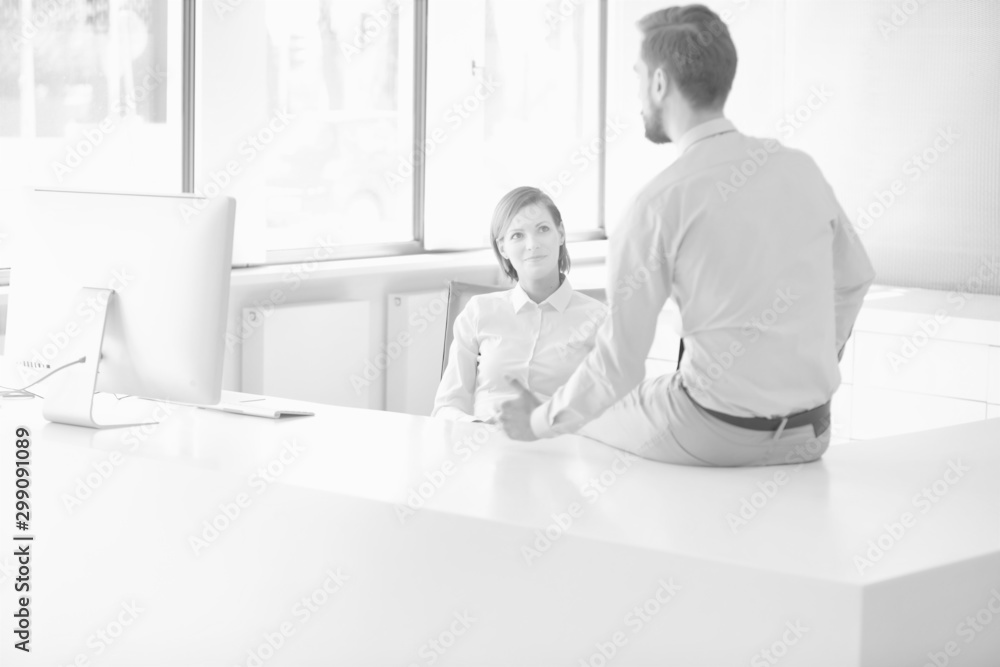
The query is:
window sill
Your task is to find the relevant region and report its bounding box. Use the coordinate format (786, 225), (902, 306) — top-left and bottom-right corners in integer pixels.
(0, 240), (610, 293)
(228, 239), (611, 289)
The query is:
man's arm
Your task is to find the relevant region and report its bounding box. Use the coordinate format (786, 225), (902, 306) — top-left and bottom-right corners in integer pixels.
(831, 202), (876, 356)
(529, 199), (673, 438)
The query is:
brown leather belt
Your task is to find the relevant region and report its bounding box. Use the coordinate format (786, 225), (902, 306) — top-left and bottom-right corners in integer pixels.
(680, 383), (831, 439)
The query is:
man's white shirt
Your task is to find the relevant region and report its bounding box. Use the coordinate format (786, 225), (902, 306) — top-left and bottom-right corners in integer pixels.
(530, 117), (876, 438)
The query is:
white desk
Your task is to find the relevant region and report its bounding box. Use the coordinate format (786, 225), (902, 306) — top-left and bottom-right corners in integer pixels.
(1, 392), (998, 666)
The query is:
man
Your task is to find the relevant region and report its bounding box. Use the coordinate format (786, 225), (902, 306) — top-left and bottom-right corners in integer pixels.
(498, 4), (875, 466)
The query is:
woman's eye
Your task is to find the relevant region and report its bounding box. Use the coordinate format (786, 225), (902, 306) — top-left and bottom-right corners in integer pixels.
(539, 225), (550, 232)
(510, 232), (522, 240)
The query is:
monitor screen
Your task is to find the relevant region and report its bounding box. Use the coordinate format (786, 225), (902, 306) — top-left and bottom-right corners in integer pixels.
(4, 189), (236, 425)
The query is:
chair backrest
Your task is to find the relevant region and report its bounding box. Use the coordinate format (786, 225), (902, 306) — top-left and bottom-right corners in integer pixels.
(441, 281), (508, 378)
(440, 283), (609, 379)
(577, 287), (606, 303)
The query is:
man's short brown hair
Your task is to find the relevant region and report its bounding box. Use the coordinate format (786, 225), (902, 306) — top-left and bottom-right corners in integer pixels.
(637, 4), (738, 109)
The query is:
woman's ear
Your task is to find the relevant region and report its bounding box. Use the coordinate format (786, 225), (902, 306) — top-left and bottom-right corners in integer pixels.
(497, 238), (507, 259)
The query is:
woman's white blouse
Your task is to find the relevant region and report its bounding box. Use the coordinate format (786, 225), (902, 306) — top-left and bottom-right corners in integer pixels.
(432, 280), (608, 422)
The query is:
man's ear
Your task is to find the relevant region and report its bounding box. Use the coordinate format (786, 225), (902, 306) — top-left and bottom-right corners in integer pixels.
(652, 66), (669, 101)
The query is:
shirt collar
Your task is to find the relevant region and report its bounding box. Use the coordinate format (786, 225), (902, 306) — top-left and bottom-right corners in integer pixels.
(676, 117), (737, 154)
(511, 278), (574, 314)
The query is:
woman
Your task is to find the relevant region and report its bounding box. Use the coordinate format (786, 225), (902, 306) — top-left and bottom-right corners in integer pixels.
(432, 186), (608, 423)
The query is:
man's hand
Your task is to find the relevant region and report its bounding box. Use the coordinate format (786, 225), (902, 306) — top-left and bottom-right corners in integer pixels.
(499, 377), (541, 441)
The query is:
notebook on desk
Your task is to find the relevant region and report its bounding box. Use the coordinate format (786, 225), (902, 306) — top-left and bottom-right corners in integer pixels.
(197, 397), (315, 419)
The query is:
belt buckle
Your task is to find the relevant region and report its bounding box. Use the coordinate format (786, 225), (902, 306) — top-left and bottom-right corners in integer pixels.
(773, 417), (789, 441)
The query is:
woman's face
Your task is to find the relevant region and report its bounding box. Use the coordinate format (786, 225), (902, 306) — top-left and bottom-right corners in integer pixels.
(498, 202), (564, 283)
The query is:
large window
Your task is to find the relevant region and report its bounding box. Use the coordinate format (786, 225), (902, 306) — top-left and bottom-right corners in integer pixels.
(3, 0), (997, 288)
(199, 0), (605, 261)
(0, 0), (182, 268)
(424, 0), (603, 248)
(262, 0), (413, 250)
(0, 0), (609, 270)
(197, 0), (415, 264)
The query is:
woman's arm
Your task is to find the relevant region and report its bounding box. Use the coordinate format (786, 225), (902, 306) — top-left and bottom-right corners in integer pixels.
(431, 302), (480, 421)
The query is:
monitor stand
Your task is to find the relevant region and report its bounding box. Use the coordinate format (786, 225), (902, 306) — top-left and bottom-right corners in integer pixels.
(43, 288), (157, 429)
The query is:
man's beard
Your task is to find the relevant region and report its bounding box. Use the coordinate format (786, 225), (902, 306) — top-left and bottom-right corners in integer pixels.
(643, 107), (671, 144)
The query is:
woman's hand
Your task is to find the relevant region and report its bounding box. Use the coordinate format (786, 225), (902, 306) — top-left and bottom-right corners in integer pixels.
(499, 377), (541, 441)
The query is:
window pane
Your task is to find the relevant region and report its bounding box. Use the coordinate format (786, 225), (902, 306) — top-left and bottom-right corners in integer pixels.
(425, 0), (602, 249)
(0, 0), (182, 267)
(261, 0), (414, 251)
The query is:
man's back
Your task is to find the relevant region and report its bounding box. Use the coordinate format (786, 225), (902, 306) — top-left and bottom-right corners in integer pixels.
(634, 128), (872, 417)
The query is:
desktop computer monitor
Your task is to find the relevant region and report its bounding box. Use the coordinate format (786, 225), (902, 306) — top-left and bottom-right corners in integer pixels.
(3, 188), (236, 428)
